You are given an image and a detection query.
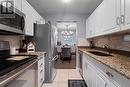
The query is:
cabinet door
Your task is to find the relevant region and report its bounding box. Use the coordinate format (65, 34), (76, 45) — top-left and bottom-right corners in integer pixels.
(15, 0), (22, 11)
(98, 0), (121, 34)
(84, 63), (94, 87)
(96, 74), (108, 87)
(82, 54), (94, 87)
(89, 13), (96, 36)
(38, 56), (45, 87)
(110, 82), (121, 87)
(86, 18), (89, 38)
(22, 0), (34, 36)
(121, 0), (130, 30)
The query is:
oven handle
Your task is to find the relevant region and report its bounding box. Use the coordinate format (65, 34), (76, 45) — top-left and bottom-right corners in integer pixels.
(21, 16), (25, 31)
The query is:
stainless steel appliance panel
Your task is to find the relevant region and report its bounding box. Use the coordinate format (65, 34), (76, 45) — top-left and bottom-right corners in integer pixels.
(34, 23), (57, 83)
(0, 8), (25, 34)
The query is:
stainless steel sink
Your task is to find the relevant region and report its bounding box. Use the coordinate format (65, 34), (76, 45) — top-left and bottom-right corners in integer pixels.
(88, 51), (112, 56)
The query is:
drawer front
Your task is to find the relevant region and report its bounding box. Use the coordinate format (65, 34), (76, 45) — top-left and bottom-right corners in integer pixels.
(38, 69), (44, 87)
(38, 58), (44, 70)
(37, 55), (45, 87)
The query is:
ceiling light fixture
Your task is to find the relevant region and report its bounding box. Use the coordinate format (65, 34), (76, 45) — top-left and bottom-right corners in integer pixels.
(64, 0), (71, 3)
(61, 25), (74, 36)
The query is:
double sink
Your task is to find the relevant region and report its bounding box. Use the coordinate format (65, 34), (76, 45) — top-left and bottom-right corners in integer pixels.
(88, 51), (113, 56)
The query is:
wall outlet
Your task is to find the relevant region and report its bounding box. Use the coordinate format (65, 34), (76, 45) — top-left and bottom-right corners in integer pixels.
(124, 35), (130, 41)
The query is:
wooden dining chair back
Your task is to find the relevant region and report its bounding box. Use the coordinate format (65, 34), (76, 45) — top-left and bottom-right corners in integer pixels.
(61, 47), (72, 62)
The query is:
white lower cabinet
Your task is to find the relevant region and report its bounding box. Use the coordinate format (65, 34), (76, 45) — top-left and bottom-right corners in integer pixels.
(37, 55), (45, 87)
(82, 53), (121, 87)
(110, 82), (120, 87)
(83, 58), (108, 87)
(96, 74), (108, 87)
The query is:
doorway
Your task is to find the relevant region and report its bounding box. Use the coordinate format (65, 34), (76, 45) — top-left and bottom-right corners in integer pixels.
(55, 22), (77, 69)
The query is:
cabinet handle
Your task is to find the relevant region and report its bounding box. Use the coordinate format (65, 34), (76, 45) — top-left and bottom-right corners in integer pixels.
(40, 70), (43, 73)
(106, 71), (114, 78)
(104, 83), (107, 87)
(40, 63), (43, 67)
(40, 78), (43, 83)
(116, 17), (120, 25)
(121, 15), (125, 24)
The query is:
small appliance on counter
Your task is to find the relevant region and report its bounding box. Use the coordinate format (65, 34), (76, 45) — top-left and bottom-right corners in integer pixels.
(89, 41), (95, 48)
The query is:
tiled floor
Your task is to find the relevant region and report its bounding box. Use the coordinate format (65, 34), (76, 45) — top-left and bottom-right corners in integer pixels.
(42, 69), (83, 87)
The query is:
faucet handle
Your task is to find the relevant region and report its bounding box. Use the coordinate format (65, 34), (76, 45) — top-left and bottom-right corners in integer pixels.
(103, 44), (110, 49)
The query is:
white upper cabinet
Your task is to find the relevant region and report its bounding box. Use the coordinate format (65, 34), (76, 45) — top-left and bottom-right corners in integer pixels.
(15, 0), (22, 11)
(100, 0), (121, 34)
(86, 0), (124, 38)
(86, 18), (90, 38)
(22, 0), (45, 36)
(121, 0), (130, 30)
(22, 0), (34, 36)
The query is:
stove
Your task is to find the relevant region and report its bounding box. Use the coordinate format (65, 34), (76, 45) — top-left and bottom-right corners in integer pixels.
(0, 41), (37, 77)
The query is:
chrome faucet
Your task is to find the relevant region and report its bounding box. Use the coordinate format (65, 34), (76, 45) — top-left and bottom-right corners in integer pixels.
(103, 44), (110, 49)
(103, 44), (111, 54)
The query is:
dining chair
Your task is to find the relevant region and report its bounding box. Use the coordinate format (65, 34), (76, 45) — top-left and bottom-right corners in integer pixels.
(61, 47), (72, 63)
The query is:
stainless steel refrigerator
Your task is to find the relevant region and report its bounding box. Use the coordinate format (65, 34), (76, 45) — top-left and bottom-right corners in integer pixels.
(33, 22), (58, 83)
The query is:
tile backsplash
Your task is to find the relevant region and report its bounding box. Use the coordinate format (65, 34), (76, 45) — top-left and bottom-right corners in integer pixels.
(0, 35), (23, 49)
(93, 34), (130, 52)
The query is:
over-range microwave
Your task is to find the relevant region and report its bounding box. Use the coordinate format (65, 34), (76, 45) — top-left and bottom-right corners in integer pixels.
(0, 8), (25, 34)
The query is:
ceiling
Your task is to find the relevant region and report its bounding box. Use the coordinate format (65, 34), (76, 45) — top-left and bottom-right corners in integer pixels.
(26, 0), (103, 15)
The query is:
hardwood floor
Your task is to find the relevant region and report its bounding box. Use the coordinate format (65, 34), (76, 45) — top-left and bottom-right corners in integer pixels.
(55, 55), (76, 69)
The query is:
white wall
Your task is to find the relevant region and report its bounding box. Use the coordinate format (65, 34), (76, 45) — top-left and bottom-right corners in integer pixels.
(42, 14), (89, 38)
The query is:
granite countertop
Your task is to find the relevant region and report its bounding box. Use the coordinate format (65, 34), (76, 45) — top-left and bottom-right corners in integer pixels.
(16, 51), (46, 57)
(79, 47), (130, 79)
